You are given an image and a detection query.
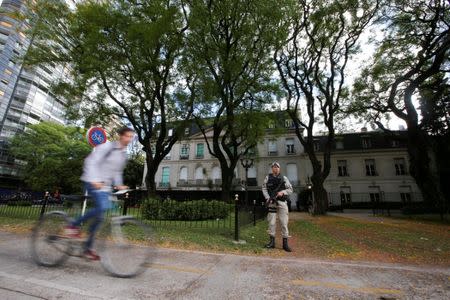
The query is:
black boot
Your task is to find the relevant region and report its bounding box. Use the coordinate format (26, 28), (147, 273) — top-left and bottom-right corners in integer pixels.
(283, 238), (292, 252)
(265, 236), (275, 249)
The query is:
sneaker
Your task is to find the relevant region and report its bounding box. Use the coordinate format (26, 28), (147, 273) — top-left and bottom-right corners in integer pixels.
(64, 225), (81, 239)
(84, 249), (100, 261)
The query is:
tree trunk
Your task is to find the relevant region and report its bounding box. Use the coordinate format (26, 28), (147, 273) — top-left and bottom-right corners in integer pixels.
(144, 154), (157, 198)
(406, 126), (446, 216)
(311, 174), (328, 215)
(220, 168), (234, 202)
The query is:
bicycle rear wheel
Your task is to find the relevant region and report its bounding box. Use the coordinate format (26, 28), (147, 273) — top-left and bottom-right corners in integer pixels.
(31, 211), (71, 267)
(98, 216), (155, 278)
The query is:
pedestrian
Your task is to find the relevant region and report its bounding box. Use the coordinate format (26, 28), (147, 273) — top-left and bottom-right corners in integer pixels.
(262, 162), (293, 252)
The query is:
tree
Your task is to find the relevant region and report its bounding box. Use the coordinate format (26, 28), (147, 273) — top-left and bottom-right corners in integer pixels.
(350, 0), (450, 214)
(123, 153), (145, 189)
(184, 0), (285, 200)
(22, 0), (193, 196)
(10, 122), (91, 193)
(274, 0), (380, 214)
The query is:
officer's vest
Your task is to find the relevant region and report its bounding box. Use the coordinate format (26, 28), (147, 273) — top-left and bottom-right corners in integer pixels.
(266, 174), (287, 201)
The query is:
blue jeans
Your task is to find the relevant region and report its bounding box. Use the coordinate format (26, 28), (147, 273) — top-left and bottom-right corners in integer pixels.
(72, 182), (111, 250)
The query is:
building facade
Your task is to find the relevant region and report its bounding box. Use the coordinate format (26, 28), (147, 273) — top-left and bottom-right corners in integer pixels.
(0, 0), (76, 183)
(148, 121), (421, 207)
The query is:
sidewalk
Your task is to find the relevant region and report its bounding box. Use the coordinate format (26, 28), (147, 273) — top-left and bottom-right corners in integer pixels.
(0, 231), (449, 299)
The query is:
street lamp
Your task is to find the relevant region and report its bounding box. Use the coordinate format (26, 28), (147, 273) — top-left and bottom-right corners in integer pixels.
(240, 157), (254, 205)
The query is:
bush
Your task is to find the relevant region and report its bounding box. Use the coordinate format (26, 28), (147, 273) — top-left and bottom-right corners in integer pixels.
(141, 198), (230, 221)
(7, 200), (33, 207)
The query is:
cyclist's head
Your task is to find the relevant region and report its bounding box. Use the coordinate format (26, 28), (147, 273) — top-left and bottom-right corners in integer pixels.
(117, 127), (135, 146)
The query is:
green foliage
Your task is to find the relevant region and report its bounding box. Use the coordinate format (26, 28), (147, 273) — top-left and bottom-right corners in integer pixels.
(183, 0), (287, 197)
(9, 122), (91, 193)
(123, 154), (145, 188)
(141, 199), (230, 221)
(349, 0), (450, 129)
(22, 0), (193, 193)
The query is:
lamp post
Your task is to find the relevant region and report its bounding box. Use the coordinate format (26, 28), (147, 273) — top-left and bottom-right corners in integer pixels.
(240, 157), (254, 205)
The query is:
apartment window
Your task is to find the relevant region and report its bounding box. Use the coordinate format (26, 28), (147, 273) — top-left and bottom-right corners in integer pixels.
(4, 69), (12, 76)
(0, 32), (9, 40)
(268, 139), (277, 155)
(168, 128), (173, 137)
(362, 137), (372, 149)
(8, 60), (16, 68)
(0, 21), (12, 28)
(285, 119), (293, 128)
(400, 192), (412, 203)
(164, 151), (171, 160)
(0, 90), (4, 97)
(19, 32), (26, 39)
(394, 158), (406, 175)
(336, 140), (344, 150)
(370, 192), (381, 203)
(268, 120), (275, 129)
(313, 140), (320, 152)
(286, 138), (295, 154)
(180, 144), (189, 159)
(400, 186), (412, 204)
(184, 127), (190, 135)
(337, 160), (349, 176)
(179, 166), (188, 181)
(196, 143), (204, 158)
(340, 187), (351, 204)
(365, 159), (377, 176)
(161, 167), (170, 186)
(1, 79), (8, 86)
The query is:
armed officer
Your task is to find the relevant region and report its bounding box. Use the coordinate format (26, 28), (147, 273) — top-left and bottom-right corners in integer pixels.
(262, 162), (293, 252)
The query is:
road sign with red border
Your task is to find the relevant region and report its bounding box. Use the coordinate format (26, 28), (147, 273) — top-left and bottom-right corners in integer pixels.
(87, 127), (107, 147)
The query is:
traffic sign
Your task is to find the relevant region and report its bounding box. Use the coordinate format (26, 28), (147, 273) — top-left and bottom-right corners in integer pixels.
(87, 127), (107, 147)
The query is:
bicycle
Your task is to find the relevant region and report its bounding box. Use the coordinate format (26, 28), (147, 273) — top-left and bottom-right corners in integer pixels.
(31, 189), (155, 278)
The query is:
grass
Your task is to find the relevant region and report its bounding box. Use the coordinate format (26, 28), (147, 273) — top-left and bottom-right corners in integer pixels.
(1, 209), (449, 265)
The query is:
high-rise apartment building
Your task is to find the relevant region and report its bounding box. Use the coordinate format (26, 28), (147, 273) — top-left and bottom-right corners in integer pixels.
(0, 0), (76, 184)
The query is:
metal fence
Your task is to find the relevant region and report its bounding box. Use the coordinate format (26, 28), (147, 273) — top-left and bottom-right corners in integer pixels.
(0, 191), (269, 239)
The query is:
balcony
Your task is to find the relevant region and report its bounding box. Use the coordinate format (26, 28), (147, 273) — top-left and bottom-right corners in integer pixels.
(159, 182), (170, 188)
(179, 154), (189, 160)
(268, 151), (278, 156)
(195, 154), (204, 159)
(247, 178), (258, 186)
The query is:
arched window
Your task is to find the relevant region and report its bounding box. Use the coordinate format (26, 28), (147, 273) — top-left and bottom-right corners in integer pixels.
(211, 166), (221, 180)
(195, 166), (204, 180)
(248, 166), (257, 179)
(179, 166), (188, 181)
(286, 163), (298, 185)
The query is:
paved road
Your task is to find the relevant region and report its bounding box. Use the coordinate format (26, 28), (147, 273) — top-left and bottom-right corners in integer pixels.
(0, 231), (448, 300)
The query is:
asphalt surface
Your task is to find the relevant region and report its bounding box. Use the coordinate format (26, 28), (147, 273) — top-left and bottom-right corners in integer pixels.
(0, 231), (449, 300)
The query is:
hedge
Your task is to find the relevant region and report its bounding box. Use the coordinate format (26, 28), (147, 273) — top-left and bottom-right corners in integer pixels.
(141, 198), (230, 221)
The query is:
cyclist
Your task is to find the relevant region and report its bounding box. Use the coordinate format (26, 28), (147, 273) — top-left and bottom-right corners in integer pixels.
(65, 127), (134, 260)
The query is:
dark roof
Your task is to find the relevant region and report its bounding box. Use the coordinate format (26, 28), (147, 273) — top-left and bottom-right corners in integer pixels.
(314, 130), (408, 151)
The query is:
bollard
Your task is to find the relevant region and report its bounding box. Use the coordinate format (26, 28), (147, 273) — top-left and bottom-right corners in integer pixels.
(39, 191), (49, 219)
(234, 194), (239, 241)
(122, 192), (129, 215)
(253, 199), (256, 226)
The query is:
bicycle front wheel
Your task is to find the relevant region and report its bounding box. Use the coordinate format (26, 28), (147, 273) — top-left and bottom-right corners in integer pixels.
(98, 216), (155, 278)
(31, 211), (71, 267)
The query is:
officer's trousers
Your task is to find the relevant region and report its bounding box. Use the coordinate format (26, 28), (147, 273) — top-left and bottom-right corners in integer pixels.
(267, 201), (289, 238)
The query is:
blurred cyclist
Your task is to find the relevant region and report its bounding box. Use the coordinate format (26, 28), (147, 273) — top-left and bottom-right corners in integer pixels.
(65, 127), (134, 260)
